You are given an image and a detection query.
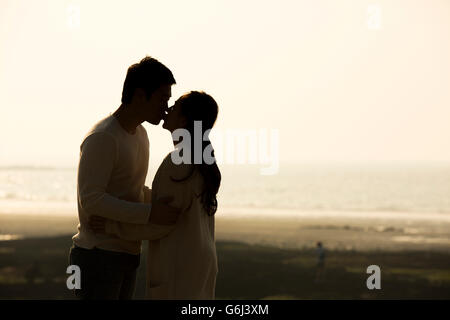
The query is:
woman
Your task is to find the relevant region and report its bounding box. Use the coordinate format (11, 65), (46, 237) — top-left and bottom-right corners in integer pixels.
(90, 91), (221, 299)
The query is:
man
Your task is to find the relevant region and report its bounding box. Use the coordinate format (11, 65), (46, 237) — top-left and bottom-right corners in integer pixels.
(69, 56), (178, 299)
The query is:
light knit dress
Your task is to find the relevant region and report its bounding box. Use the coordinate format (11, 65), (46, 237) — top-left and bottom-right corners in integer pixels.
(106, 152), (218, 299)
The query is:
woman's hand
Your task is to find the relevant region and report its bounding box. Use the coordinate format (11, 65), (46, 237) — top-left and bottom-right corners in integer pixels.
(88, 215), (108, 234)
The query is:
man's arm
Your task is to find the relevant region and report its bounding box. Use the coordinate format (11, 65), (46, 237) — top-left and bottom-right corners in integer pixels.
(77, 132), (151, 224)
(89, 195), (181, 239)
(104, 219), (176, 241)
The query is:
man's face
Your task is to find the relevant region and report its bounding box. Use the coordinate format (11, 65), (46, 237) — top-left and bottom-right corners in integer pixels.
(141, 84), (172, 125)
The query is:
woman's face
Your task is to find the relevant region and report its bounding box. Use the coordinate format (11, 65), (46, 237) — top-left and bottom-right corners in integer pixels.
(162, 100), (187, 132)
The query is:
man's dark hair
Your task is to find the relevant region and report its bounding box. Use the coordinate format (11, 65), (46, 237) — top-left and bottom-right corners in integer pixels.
(121, 56), (176, 104)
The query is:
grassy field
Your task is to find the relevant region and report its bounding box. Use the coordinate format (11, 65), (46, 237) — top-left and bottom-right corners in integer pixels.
(0, 235), (449, 299)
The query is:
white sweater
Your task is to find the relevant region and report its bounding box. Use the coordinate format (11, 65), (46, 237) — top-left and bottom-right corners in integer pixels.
(73, 115), (164, 255)
(106, 153), (218, 299)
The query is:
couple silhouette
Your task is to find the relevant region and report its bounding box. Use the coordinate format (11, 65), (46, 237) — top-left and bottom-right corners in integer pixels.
(68, 56), (221, 300)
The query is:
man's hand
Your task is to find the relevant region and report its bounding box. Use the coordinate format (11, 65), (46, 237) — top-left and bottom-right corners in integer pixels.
(88, 215), (107, 234)
(150, 196), (182, 225)
(143, 187), (152, 203)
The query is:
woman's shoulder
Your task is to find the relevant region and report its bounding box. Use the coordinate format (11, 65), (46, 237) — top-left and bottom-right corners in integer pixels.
(161, 152), (197, 182)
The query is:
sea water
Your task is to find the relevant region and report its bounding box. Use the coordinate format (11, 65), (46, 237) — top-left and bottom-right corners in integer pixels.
(1, 163), (450, 217)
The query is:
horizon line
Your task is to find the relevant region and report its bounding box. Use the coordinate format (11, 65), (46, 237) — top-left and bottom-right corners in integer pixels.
(1, 161), (450, 170)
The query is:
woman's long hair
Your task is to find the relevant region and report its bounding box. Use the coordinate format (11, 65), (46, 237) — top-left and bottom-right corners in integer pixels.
(172, 91), (221, 216)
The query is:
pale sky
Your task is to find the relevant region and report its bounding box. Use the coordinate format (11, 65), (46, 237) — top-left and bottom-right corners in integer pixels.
(1, 0), (449, 169)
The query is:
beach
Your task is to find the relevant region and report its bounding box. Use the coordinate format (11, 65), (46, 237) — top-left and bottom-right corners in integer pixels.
(1, 236), (450, 300)
(2, 207), (450, 252)
(1, 210), (450, 299)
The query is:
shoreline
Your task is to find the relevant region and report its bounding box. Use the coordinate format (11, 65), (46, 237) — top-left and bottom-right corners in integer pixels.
(1, 209), (450, 252)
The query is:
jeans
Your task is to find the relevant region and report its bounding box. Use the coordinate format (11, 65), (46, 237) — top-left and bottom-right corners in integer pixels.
(68, 245), (140, 300)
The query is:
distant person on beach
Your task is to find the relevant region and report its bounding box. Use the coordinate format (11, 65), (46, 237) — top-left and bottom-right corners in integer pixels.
(69, 56), (181, 300)
(89, 91), (221, 299)
(315, 241), (326, 283)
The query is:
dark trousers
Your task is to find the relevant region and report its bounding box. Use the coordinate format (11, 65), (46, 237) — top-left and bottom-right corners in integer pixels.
(68, 245), (140, 300)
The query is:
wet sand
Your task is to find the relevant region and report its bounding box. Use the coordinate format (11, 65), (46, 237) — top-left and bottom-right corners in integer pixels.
(1, 210), (450, 252)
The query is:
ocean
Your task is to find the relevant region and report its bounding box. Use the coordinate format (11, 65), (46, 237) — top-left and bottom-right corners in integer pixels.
(0, 163), (450, 216)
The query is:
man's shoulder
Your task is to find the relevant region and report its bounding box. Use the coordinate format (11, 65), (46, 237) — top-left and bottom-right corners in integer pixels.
(136, 124), (149, 142)
(81, 116), (117, 147)
(87, 115), (116, 135)
(137, 123), (147, 134)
